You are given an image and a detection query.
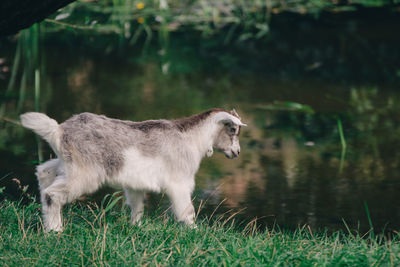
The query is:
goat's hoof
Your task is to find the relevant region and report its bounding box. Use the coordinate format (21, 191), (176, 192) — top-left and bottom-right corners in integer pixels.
(130, 220), (143, 227)
(45, 227), (63, 233)
(183, 221), (197, 229)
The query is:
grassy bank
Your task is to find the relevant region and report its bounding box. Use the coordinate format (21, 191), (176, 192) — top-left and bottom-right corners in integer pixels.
(1, 198), (399, 266)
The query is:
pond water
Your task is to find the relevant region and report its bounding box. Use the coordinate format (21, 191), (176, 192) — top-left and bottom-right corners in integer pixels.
(1, 17), (400, 233)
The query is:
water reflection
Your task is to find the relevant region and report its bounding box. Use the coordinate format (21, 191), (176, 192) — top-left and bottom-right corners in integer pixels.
(1, 36), (400, 233)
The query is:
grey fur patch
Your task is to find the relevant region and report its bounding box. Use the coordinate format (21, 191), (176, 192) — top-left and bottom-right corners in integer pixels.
(118, 119), (172, 133)
(46, 194), (52, 206)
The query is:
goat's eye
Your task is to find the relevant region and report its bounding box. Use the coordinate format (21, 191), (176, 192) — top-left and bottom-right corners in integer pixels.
(230, 127), (236, 133)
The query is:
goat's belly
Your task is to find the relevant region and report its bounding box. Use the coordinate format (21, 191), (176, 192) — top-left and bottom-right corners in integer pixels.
(112, 148), (167, 192)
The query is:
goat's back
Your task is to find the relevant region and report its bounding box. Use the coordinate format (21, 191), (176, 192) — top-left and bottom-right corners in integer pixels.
(59, 113), (181, 176)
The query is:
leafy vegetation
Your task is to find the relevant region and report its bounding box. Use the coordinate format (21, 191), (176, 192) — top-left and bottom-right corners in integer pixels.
(41, 0), (400, 42)
(1, 197), (400, 266)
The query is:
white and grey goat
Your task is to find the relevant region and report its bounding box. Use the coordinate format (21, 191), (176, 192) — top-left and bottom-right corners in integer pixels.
(20, 108), (246, 232)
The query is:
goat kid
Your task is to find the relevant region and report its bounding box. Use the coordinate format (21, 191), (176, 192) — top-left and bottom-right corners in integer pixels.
(20, 108), (246, 232)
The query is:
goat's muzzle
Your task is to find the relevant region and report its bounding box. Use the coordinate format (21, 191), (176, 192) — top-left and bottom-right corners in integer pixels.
(225, 149), (239, 159)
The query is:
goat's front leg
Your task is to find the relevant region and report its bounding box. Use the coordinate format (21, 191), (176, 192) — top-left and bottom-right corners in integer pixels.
(166, 183), (195, 226)
(124, 188), (145, 225)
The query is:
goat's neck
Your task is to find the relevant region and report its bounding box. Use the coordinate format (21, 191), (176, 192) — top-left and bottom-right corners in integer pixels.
(185, 118), (221, 161)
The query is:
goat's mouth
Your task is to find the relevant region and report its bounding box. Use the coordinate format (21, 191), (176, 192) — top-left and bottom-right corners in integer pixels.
(224, 150), (238, 159)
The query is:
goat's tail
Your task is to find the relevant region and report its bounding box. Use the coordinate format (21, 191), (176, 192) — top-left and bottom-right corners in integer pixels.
(20, 112), (61, 154)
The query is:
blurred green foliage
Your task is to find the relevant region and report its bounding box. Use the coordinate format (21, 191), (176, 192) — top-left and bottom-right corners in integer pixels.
(41, 0), (400, 43)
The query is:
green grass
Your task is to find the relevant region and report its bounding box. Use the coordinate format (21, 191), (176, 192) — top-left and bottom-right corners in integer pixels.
(1, 199), (399, 266)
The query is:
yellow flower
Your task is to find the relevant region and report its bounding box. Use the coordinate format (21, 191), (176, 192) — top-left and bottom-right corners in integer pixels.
(137, 17), (144, 24)
(136, 2), (145, 10)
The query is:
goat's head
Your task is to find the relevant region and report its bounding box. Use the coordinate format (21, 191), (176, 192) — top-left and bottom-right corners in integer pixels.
(213, 109), (247, 159)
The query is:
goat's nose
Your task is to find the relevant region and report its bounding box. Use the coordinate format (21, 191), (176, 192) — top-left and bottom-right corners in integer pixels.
(231, 150), (238, 158)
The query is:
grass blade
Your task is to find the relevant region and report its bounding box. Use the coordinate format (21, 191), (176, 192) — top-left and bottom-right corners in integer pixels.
(337, 118), (347, 174)
(364, 201), (375, 239)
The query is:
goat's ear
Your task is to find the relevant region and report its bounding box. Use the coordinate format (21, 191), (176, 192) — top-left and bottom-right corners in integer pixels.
(215, 112), (247, 127)
(230, 109), (241, 120)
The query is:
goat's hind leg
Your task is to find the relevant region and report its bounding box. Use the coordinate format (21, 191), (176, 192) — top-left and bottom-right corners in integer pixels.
(41, 175), (67, 232)
(42, 169), (100, 232)
(36, 159), (65, 231)
(124, 188), (145, 225)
